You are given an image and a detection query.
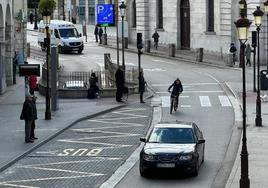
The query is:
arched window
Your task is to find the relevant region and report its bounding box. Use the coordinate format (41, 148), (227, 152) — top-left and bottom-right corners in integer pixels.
(157, 0), (163, 29)
(133, 0), (136, 27)
(207, 0), (214, 32)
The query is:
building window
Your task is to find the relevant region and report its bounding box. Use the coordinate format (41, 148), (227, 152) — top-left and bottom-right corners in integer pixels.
(98, 0), (105, 3)
(133, 0), (136, 27)
(207, 0), (214, 32)
(157, 0), (163, 29)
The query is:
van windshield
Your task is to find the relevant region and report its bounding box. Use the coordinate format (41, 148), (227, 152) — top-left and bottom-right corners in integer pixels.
(59, 28), (79, 38)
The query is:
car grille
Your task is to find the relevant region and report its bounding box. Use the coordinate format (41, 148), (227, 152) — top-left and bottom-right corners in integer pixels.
(69, 42), (81, 46)
(158, 156), (179, 162)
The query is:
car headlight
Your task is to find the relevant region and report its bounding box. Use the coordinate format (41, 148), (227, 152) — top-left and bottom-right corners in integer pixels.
(143, 154), (157, 161)
(63, 42), (67, 46)
(179, 155), (193, 161)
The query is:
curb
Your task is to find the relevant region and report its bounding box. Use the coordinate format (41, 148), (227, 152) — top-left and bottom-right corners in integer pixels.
(100, 44), (242, 71)
(0, 105), (124, 173)
(211, 82), (242, 188)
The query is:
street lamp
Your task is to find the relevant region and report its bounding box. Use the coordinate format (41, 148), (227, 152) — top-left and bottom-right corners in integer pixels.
(234, 13), (251, 188)
(34, 0), (38, 30)
(119, 1), (126, 71)
(239, 0), (247, 16)
(264, 0), (268, 69)
(42, 7), (51, 120)
(253, 6), (264, 127)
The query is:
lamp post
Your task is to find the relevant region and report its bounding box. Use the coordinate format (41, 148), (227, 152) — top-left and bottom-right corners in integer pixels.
(253, 6), (264, 127)
(239, 0), (247, 16)
(234, 13), (251, 188)
(115, 0), (119, 67)
(42, 7), (51, 120)
(34, 0), (38, 30)
(62, 0), (66, 21)
(264, 0), (268, 70)
(119, 1), (126, 71)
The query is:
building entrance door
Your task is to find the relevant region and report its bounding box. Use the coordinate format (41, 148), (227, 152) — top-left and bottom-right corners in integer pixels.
(180, 0), (190, 49)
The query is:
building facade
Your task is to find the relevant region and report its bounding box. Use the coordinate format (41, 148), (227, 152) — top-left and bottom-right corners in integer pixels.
(0, 0), (14, 94)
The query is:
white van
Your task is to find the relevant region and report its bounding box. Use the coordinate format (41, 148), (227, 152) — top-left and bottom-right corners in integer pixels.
(38, 20), (84, 54)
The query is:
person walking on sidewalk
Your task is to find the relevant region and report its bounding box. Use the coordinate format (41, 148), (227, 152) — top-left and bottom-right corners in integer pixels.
(94, 25), (99, 43)
(89, 72), (100, 98)
(29, 12), (34, 24)
(229, 43), (237, 65)
(20, 94), (35, 143)
(245, 43), (252, 67)
(152, 30), (160, 49)
(115, 67), (125, 102)
(138, 71), (146, 103)
(98, 26), (103, 44)
(30, 95), (38, 140)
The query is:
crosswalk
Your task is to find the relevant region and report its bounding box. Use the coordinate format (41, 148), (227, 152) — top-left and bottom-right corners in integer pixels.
(160, 95), (232, 108)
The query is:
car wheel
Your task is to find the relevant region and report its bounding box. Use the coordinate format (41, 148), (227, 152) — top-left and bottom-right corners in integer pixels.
(139, 161), (148, 177)
(78, 50), (82, 54)
(192, 160), (199, 177)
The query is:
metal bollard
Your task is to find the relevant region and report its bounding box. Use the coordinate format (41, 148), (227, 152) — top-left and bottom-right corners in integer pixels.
(169, 44), (175, 57)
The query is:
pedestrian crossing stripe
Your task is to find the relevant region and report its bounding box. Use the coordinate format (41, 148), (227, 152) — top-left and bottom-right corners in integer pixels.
(160, 95), (232, 108)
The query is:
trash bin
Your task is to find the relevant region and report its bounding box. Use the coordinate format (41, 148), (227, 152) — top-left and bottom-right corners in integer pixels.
(260, 70), (268, 90)
(169, 43), (175, 57)
(196, 48), (203, 62)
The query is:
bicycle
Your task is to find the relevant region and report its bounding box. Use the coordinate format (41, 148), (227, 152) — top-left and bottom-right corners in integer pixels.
(168, 91), (181, 114)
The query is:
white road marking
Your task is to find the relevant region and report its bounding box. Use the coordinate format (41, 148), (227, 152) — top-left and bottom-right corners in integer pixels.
(199, 96), (212, 107)
(143, 68), (166, 72)
(219, 95), (232, 107)
(160, 96), (170, 107)
(57, 140), (133, 147)
(180, 105), (192, 108)
(151, 82), (219, 87)
(157, 90), (224, 94)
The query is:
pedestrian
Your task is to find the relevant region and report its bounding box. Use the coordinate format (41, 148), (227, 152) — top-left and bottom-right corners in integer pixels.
(229, 43), (237, 65)
(98, 26), (103, 44)
(30, 95), (38, 140)
(71, 17), (76, 24)
(20, 93), (35, 143)
(115, 67), (125, 102)
(152, 30), (160, 49)
(94, 25), (99, 43)
(29, 12), (34, 24)
(28, 75), (37, 95)
(89, 72), (99, 98)
(138, 71), (146, 103)
(245, 43), (252, 67)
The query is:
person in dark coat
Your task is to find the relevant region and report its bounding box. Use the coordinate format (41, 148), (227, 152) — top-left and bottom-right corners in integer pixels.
(89, 72), (99, 97)
(245, 43), (252, 67)
(138, 71), (146, 103)
(20, 94), (35, 143)
(229, 43), (237, 65)
(152, 30), (160, 49)
(29, 12), (34, 24)
(30, 96), (38, 140)
(115, 68), (125, 102)
(168, 78), (183, 107)
(94, 25), (99, 43)
(98, 26), (103, 44)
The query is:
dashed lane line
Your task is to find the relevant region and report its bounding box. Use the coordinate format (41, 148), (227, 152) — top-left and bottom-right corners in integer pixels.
(199, 96), (212, 107)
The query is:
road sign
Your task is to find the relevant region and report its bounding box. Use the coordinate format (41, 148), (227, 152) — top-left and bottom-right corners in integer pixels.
(96, 4), (115, 26)
(19, 64), (40, 77)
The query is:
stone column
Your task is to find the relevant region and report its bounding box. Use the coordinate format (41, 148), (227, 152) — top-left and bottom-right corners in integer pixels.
(5, 23), (13, 86)
(0, 27), (6, 94)
(136, 0), (149, 41)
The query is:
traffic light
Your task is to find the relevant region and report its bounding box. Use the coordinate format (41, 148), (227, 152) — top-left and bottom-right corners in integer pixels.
(137, 33), (143, 49)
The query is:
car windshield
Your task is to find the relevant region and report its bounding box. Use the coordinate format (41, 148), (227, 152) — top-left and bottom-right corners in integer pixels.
(148, 128), (195, 144)
(59, 28), (79, 38)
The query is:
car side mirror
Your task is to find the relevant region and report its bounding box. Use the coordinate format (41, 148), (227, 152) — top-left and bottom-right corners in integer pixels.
(140, 137), (146, 142)
(198, 139), (205, 144)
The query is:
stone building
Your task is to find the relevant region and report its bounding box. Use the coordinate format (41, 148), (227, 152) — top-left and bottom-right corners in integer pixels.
(0, 0), (14, 94)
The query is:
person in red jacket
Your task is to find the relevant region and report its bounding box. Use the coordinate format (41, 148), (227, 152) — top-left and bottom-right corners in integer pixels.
(29, 76), (37, 95)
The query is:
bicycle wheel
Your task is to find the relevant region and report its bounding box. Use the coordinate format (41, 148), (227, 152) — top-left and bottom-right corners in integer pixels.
(174, 97), (178, 111)
(170, 97), (174, 114)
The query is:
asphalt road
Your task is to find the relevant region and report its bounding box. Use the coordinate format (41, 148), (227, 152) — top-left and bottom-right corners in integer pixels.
(25, 31), (240, 187)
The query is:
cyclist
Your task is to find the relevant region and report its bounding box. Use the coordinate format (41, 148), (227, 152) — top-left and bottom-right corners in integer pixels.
(168, 78), (183, 107)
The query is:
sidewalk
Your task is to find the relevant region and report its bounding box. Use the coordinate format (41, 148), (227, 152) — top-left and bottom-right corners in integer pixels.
(0, 67), (150, 172)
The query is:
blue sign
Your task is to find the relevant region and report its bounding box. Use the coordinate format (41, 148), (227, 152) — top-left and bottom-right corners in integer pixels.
(96, 4), (114, 26)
